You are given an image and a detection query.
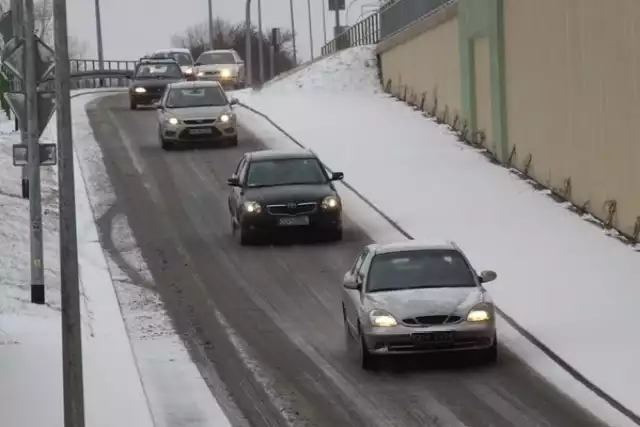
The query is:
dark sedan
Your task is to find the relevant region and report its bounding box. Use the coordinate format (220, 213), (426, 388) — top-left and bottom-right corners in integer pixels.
(227, 149), (344, 245)
(129, 59), (186, 109)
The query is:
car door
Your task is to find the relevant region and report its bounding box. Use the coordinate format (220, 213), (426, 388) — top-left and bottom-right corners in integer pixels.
(343, 248), (369, 331)
(229, 156), (248, 218)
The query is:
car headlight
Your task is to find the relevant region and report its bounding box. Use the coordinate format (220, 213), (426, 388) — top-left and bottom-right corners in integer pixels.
(220, 114), (231, 123)
(197, 71), (204, 77)
(220, 69), (231, 78)
(167, 117), (179, 125)
(467, 304), (493, 322)
(134, 87), (146, 93)
(369, 309), (397, 327)
(184, 67), (193, 74)
(243, 201), (261, 214)
(321, 195), (341, 210)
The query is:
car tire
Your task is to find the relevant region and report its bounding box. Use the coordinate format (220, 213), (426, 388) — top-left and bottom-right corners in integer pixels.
(330, 227), (343, 241)
(161, 139), (174, 151)
(358, 327), (377, 371)
(227, 136), (239, 147)
(130, 100), (137, 110)
(233, 219), (254, 245)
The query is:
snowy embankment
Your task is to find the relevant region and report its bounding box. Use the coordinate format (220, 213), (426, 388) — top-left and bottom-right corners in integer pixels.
(0, 88), (231, 426)
(233, 46), (640, 427)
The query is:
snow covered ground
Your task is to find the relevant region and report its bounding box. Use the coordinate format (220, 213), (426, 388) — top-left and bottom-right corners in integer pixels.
(0, 88), (232, 426)
(233, 46), (640, 427)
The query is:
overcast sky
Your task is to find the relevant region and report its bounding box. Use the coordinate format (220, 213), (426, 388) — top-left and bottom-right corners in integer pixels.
(65, 0), (376, 63)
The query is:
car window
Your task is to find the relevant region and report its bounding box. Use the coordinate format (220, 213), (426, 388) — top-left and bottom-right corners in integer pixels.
(135, 63), (182, 79)
(197, 52), (236, 65)
(351, 249), (368, 274)
(165, 87), (228, 108)
(234, 157), (246, 176)
(367, 249), (476, 293)
(245, 158), (329, 188)
(238, 159), (250, 185)
(170, 53), (193, 65)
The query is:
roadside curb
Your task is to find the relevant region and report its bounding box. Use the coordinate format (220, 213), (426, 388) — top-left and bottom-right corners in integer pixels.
(237, 101), (640, 427)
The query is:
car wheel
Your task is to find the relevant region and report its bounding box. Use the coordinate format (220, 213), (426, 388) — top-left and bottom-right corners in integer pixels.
(234, 221), (254, 245)
(227, 136), (238, 147)
(161, 139), (174, 151)
(330, 227), (343, 241)
(342, 306), (352, 343)
(130, 100), (137, 110)
(358, 327), (377, 371)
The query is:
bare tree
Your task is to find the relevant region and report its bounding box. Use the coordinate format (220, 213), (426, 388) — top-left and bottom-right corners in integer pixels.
(0, 0), (87, 57)
(172, 18), (297, 82)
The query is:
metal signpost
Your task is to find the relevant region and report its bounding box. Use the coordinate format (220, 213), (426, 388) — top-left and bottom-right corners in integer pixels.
(328, 0), (346, 37)
(307, 0), (314, 59)
(270, 28), (281, 79)
(289, 0), (297, 64)
(1, 0), (56, 305)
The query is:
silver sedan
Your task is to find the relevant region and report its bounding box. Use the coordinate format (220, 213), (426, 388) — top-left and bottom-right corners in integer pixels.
(155, 80), (238, 150)
(341, 240), (499, 370)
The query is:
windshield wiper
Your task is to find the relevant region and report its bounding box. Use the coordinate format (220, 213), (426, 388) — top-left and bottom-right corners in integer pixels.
(248, 182), (325, 188)
(369, 284), (475, 292)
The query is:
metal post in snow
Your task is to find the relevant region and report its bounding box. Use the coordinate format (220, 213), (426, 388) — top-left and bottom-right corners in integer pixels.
(257, 0), (264, 83)
(53, 0), (86, 423)
(289, 0), (297, 64)
(307, 0), (314, 59)
(94, 0), (104, 86)
(12, 0), (29, 198)
(24, 0), (45, 304)
(244, 0), (252, 86)
(321, 0), (328, 44)
(269, 45), (275, 80)
(207, 0), (214, 49)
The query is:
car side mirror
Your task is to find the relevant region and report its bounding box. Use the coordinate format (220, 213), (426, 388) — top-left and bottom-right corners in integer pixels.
(343, 273), (361, 290)
(238, 60), (244, 65)
(229, 98), (239, 105)
(479, 270), (497, 283)
(330, 171), (344, 181)
(227, 176), (240, 186)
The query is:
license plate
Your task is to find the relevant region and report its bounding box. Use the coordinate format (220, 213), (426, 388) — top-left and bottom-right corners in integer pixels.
(189, 128), (212, 135)
(411, 332), (453, 344)
(277, 216), (310, 226)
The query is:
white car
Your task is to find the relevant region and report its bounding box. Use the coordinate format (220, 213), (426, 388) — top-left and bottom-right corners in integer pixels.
(194, 49), (245, 89)
(150, 48), (195, 76)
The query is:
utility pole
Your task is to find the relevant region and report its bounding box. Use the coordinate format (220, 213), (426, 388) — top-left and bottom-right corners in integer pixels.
(321, 0), (328, 44)
(93, 0), (104, 86)
(244, 0), (252, 86)
(10, 0), (28, 199)
(25, 0), (45, 304)
(289, 0), (297, 64)
(207, 0), (214, 49)
(53, 0), (86, 422)
(257, 0), (264, 83)
(307, 0), (314, 60)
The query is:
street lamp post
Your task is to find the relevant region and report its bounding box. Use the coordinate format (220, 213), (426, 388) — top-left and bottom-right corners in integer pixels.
(307, 0), (314, 59)
(257, 0), (264, 82)
(245, 0), (252, 86)
(321, 0), (328, 44)
(289, 0), (297, 64)
(207, 0), (214, 49)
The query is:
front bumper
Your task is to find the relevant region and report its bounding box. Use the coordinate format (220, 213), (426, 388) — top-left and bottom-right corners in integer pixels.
(196, 74), (240, 86)
(130, 90), (164, 104)
(362, 321), (496, 355)
(161, 120), (237, 143)
(239, 207), (342, 234)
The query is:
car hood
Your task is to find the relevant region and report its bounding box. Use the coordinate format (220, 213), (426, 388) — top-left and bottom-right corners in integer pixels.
(244, 184), (335, 204)
(165, 106), (230, 120)
(131, 77), (182, 88)
(196, 64), (239, 73)
(364, 287), (486, 319)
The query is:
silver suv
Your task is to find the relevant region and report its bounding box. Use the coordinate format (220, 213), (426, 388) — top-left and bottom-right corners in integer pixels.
(194, 49), (245, 89)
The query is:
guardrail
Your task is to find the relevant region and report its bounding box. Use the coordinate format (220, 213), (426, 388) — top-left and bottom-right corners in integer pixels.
(320, 13), (379, 56)
(320, 0), (454, 56)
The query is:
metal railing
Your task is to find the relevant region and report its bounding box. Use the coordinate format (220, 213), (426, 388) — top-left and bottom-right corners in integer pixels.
(320, 13), (379, 56)
(379, 0), (453, 39)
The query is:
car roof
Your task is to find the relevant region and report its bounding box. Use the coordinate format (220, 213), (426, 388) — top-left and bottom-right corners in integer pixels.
(200, 49), (236, 54)
(369, 240), (460, 255)
(138, 58), (178, 65)
(153, 48), (191, 54)
(247, 149), (317, 162)
(167, 80), (222, 89)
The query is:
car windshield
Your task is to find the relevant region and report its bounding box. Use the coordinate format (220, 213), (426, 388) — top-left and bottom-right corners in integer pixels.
(197, 52), (235, 65)
(367, 249), (477, 292)
(156, 52), (192, 66)
(135, 63), (183, 79)
(165, 87), (228, 108)
(246, 158), (328, 188)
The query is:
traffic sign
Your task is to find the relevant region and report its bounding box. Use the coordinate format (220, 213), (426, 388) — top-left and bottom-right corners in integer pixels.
(1, 36), (55, 81)
(3, 91), (56, 139)
(328, 0), (345, 11)
(12, 143), (57, 166)
(0, 10), (13, 44)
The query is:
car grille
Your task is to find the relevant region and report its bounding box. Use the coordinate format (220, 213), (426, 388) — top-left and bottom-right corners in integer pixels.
(177, 127), (222, 140)
(267, 202), (317, 216)
(143, 86), (165, 94)
(183, 119), (216, 125)
(402, 315), (462, 326)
